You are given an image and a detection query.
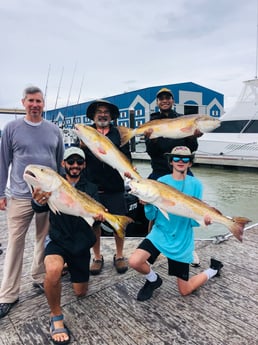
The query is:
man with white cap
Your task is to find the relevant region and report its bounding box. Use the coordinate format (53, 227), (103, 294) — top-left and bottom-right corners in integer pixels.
(129, 146), (223, 302)
(31, 147), (104, 344)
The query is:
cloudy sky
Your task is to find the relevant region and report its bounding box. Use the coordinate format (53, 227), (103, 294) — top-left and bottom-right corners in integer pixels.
(0, 0), (257, 116)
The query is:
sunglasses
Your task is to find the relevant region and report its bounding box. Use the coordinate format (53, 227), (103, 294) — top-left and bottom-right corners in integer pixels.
(171, 156), (191, 163)
(66, 158), (85, 165)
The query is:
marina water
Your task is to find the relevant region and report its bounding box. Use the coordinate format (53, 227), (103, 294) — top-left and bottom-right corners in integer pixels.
(133, 160), (258, 240)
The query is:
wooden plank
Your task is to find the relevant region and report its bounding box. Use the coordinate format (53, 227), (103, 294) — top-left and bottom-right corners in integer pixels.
(0, 210), (257, 345)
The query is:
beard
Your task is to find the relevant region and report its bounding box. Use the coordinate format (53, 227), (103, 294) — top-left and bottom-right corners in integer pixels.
(65, 166), (82, 178)
(96, 120), (109, 128)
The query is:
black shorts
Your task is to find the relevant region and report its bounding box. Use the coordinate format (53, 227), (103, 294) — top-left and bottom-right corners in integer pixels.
(45, 240), (91, 283)
(99, 192), (128, 215)
(138, 239), (189, 281)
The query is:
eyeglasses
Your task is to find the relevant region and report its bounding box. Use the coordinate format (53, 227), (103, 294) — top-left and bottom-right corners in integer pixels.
(172, 156), (191, 163)
(95, 110), (110, 115)
(66, 158), (85, 165)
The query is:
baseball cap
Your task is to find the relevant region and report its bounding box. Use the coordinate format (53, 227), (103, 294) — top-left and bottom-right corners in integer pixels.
(156, 87), (174, 99)
(63, 147), (85, 160)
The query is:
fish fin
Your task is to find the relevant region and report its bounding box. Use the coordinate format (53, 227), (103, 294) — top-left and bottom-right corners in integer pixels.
(97, 144), (107, 155)
(117, 126), (134, 147)
(47, 200), (61, 215)
(82, 216), (95, 227)
(180, 126), (194, 133)
(228, 217), (252, 242)
(159, 208), (170, 220)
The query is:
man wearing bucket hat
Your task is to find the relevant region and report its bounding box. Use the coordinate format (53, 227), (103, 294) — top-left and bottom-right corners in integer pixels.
(129, 146), (223, 302)
(145, 87), (202, 180)
(81, 99), (131, 275)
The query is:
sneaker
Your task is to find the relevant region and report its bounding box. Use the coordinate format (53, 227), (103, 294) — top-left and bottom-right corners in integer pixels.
(210, 258), (224, 277)
(137, 275), (163, 301)
(113, 255), (128, 274)
(0, 299), (19, 319)
(33, 282), (45, 293)
(90, 256), (104, 275)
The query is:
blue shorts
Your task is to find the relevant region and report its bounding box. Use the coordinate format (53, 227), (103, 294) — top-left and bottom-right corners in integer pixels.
(45, 240), (91, 283)
(138, 239), (189, 281)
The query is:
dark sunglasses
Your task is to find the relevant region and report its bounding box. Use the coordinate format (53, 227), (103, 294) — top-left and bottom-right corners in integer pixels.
(171, 156), (191, 163)
(66, 158), (85, 165)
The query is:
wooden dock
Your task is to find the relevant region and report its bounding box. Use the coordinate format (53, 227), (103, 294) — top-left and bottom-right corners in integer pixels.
(0, 211), (257, 345)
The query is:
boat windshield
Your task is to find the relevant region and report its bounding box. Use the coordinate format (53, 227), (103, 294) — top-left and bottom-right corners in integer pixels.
(213, 120), (258, 133)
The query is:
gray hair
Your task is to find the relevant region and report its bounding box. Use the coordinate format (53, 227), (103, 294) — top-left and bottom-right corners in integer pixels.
(23, 86), (44, 98)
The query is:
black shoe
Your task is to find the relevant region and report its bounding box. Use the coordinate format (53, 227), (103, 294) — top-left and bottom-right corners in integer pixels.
(33, 282), (45, 293)
(137, 275), (163, 301)
(0, 299), (19, 319)
(210, 258), (224, 277)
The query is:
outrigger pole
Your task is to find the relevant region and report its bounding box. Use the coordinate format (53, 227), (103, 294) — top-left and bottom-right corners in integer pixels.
(43, 64), (51, 119)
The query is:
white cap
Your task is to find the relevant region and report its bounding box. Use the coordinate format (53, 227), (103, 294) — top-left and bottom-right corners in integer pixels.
(63, 147), (85, 160)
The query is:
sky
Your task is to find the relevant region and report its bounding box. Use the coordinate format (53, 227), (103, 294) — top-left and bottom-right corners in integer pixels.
(0, 0), (258, 121)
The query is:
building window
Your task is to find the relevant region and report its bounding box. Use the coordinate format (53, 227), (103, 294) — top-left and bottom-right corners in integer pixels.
(135, 109), (142, 116)
(120, 111), (127, 118)
(136, 120), (143, 127)
(211, 110), (219, 117)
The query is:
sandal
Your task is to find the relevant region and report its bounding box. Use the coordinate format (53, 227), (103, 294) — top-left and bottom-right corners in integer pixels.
(50, 314), (70, 345)
(113, 255), (128, 274)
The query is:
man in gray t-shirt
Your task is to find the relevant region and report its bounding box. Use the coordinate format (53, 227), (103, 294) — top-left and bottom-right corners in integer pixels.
(0, 86), (64, 319)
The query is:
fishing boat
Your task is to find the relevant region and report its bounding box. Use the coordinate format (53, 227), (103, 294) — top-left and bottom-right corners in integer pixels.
(196, 78), (258, 168)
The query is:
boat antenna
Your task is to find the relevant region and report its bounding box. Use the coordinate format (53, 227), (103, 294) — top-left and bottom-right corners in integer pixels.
(71, 74), (85, 128)
(43, 64), (51, 119)
(63, 63), (77, 128)
(54, 67), (64, 110)
(66, 63), (77, 109)
(77, 74), (85, 105)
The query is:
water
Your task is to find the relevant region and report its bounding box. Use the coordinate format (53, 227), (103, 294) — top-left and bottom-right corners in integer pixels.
(133, 160), (258, 239)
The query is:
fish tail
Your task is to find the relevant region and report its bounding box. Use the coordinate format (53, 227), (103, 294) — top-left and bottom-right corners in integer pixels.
(110, 215), (134, 238)
(117, 126), (134, 147)
(228, 217), (252, 242)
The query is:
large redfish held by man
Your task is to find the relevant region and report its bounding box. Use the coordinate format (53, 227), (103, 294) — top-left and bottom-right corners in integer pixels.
(23, 165), (133, 238)
(128, 178), (251, 242)
(117, 114), (221, 146)
(74, 124), (141, 181)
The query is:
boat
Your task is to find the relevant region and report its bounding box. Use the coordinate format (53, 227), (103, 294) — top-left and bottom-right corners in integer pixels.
(196, 78), (258, 168)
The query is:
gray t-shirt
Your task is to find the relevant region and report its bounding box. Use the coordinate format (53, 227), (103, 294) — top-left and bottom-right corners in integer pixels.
(0, 117), (64, 198)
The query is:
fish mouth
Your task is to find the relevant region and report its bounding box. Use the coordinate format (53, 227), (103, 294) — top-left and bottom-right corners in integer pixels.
(23, 170), (37, 192)
(24, 170), (36, 178)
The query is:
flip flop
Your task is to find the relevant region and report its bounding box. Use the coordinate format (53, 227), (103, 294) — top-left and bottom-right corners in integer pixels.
(50, 314), (70, 345)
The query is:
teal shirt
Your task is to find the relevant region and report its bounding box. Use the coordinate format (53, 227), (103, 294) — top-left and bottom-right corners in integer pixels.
(145, 174), (203, 264)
